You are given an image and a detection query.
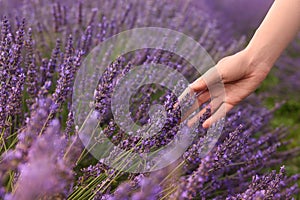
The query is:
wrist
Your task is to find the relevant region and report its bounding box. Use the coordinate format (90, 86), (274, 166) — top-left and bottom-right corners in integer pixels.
(242, 45), (275, 72)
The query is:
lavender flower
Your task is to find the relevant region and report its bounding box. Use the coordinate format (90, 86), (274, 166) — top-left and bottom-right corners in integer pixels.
(0, 17), (25, 130)
(227, 166), (289, 200)
(0, 97), (53, 173)
(52, 35), (80, 113)
(110, 170), (166, 200)
(12, 119), (73, 200)
(25, 28), (39, 107)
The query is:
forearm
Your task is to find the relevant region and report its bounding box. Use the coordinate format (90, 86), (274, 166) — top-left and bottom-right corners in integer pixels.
(245, 0), (300, 68)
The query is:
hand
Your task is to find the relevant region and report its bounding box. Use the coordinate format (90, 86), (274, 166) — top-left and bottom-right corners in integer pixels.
(188, 49), (272, 128)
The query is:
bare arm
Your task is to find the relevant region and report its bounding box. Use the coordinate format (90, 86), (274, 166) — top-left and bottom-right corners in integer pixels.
(246, 0), (300, 68)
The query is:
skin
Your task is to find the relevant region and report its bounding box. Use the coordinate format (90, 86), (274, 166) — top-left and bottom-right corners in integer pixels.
(189, 0), (300, 128)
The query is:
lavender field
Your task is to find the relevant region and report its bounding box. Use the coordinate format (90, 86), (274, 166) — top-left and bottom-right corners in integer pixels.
(0, 0), (300, 199)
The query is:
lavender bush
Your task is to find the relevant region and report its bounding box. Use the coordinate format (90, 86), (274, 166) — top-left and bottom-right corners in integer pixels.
(0, 0), (299, 200)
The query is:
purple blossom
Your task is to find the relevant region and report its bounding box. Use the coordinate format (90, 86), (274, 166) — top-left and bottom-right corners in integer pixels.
(12, 119), (73, 200)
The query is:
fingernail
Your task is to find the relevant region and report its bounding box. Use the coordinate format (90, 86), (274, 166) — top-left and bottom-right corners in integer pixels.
(202, 121), (209, 129)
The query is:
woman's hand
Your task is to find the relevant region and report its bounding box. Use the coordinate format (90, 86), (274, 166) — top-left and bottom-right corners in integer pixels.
(186, 0), (299, 128)
(189, 49), (272, 128)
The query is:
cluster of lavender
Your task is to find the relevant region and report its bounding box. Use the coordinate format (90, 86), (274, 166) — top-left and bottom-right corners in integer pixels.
(75, 97), (299, 199)
(0, 98), (77, 199)
(174, 98), (300, 199)
(107, 170), (166, 200)
(0, 0), (299, 200)
(0, 16), (26, 131)
(227, 166), (299, 200)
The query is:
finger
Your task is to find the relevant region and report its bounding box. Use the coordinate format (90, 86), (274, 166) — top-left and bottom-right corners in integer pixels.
(187, 104), (210, 127)
(181, 90), (210, 122)
(202, 102), (234, 129)
(189, 77), (207, 91)
(178, 86), (192, 103)
(187, 94), (223, 127)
